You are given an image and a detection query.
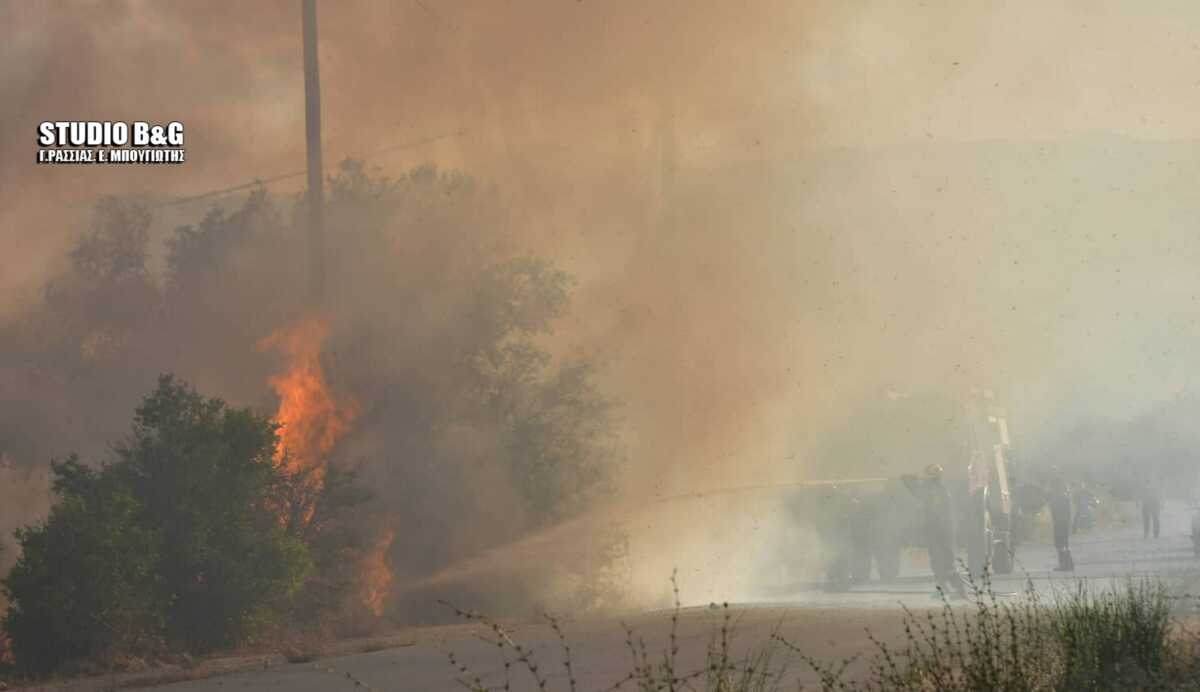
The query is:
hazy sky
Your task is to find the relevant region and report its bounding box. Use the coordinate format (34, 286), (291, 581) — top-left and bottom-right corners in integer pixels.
(5, 0), (1200, 490)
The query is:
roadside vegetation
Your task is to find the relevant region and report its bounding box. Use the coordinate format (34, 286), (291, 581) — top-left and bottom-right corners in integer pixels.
(446, 573), (1199, 691)
(1, 161), (621, 602)
(0, 376), (340, 676)
(0, 163), (624, 680)
(796, 575), (1190, 691)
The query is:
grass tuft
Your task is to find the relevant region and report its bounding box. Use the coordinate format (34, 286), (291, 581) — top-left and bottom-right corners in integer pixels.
(784, 572), (1183, 691)
(445, 571), (1196, 691)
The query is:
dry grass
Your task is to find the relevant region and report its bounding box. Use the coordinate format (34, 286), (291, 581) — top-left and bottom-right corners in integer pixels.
(444, 570), (792, 692)
(445, 570), (1200, 692)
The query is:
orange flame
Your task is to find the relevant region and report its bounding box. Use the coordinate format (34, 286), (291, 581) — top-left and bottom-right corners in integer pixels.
(259, 318), (392, 618)
(362, 528), (397, 617)
(258, 318), (359, 480)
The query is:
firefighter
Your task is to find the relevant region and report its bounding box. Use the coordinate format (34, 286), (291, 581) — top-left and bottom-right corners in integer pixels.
(1138, 478), (1162, 540)
(1048, 476), (1074, 571)
(1191, 504), (1200, 558)
(902, 464), (967, 600)
(816, 489), (854, 592)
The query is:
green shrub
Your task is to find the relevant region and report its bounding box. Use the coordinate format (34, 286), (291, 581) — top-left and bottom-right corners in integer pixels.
(1053, 580), (1172, 690)
(116, 376), (311, 652)
(3, 479), (161, 674)
(444, 573), (1192, 692)
(790, 574), (1180, 691)
(2, 375), (313, 674)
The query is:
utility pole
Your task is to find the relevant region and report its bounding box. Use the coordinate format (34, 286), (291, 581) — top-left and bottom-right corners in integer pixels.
(656, 96), (676, 226)
(302, 0), (325, 304)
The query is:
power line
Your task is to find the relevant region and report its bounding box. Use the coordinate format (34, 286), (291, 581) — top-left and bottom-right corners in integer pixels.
(150, 0), (466, 211)
(150, 126), (471, 209)
(146, 87), (675, 212)
(148, 88), (603, 210)
(151, 171), (305, 208)
(148, 90), (601, 210)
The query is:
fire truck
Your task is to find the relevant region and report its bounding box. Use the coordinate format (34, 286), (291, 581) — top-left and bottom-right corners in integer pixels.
(792, 389), (1017, 586)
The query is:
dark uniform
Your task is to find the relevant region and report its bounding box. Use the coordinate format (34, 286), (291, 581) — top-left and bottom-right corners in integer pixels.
(1139, 481), (1161, 539)
(1191, 507), (1200, 558)
(817, 491), (855, 591)
(903, 465), (967, 599)
(1048, 479), (1073, 571)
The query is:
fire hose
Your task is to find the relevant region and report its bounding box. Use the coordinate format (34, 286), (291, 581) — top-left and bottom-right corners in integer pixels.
(650, 476), (893, 505)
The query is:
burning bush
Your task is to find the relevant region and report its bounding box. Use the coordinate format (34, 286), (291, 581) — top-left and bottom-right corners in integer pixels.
(0, 160), (623, 640)
(2, 376), (313, 674)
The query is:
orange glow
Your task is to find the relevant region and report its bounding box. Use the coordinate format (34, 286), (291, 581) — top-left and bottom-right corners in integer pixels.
(362, 528), (397, 617)
(258, 318), (359, 480)
(259, 318), (392, 617)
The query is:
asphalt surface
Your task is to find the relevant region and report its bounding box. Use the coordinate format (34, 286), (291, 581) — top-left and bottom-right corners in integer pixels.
(758, 500), (1200, 610)
(133, 501), (1200, 692)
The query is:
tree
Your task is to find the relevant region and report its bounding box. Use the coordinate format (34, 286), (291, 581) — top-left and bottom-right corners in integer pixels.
(46, 197), (160, 348)
(2, 461), (161, 673)
(465, 257), (619, 523)
(2, 160), (624, 627)
(2, 376), (312, 673)
(503, 362), (619, 521)
(116, 376), (311, 652)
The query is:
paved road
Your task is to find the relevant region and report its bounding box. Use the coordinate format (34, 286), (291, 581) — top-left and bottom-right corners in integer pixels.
(760, 500), (1200, 610)
(130, 501), (1198, 692)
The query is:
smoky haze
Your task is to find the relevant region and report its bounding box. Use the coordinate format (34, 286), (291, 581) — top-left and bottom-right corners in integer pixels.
(3, 0), (1200, 607)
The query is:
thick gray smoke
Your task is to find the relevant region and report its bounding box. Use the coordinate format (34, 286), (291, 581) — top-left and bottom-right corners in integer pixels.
(4, 0), (1200, 606)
